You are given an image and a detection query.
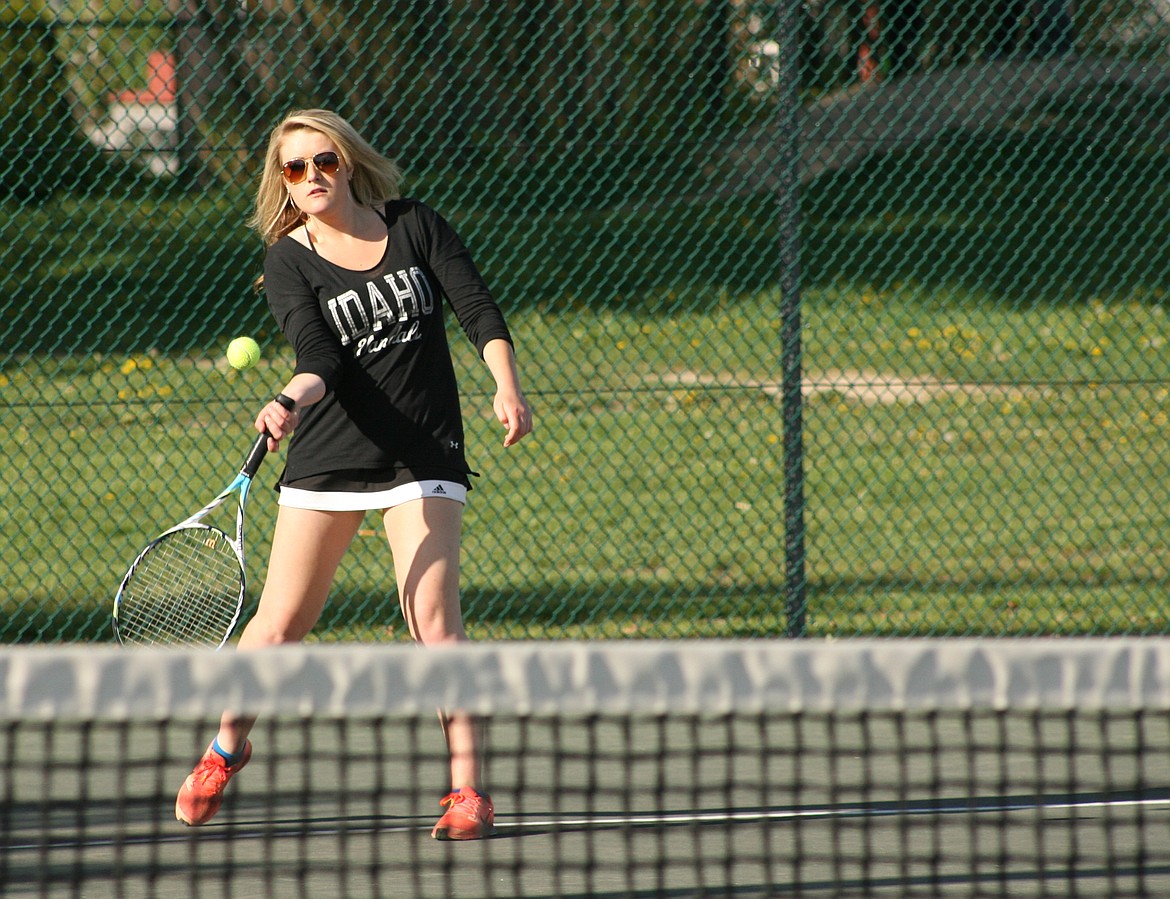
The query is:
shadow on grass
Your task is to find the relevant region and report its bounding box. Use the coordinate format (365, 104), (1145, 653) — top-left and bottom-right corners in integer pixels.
(10, 570), (1170, 642)
(802, 128), (1170, 306)
(5, 120), (1169, 358)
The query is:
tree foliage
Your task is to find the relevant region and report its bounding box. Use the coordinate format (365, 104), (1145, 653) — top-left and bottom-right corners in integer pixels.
(6, 0), (1170, 199)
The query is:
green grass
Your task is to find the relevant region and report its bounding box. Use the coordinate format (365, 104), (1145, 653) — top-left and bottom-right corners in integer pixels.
(4, 121), (1170, 642)
(5, 289), (1170, 642)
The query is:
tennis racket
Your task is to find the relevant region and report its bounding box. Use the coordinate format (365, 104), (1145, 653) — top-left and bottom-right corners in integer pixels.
(113, 430), (272, 648)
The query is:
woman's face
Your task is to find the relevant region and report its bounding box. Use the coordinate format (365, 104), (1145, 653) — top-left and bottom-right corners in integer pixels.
(279, 129), (349, 218)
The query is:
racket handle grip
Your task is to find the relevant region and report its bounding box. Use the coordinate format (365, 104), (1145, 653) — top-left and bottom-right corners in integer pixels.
(242, 431), (270, 478)
(242, 395), (293, 477)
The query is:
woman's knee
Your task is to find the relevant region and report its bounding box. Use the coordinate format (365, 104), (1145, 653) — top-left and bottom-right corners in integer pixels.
(403, 596), (468, 645)
(237, 605), (318, 647)
(413, 626), (469, 647)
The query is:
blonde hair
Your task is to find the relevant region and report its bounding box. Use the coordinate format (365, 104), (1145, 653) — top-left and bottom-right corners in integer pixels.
(249, 109), (403, 248)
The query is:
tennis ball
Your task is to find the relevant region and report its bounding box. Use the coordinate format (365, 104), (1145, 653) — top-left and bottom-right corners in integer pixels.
(226, 337), (261, 371)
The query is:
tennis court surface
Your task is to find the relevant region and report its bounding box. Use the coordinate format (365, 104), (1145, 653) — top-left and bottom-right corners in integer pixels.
(4, 639), (1170, 897)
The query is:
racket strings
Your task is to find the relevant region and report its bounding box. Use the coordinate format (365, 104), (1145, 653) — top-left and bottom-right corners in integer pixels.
(118, 527), (243, 646)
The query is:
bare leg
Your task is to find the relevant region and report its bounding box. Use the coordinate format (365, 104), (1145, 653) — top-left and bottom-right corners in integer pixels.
(214, 506), (363, 753)
(382, 497), (481, 789)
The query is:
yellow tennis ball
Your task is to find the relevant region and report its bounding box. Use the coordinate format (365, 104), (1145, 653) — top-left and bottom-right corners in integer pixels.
(226, 337), (261, 371)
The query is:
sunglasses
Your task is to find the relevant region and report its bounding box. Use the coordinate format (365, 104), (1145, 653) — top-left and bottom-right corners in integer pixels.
(281, 151), (341, 184)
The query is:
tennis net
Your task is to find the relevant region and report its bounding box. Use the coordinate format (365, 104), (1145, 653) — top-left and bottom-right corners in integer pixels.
(3, 639), (1170, 897)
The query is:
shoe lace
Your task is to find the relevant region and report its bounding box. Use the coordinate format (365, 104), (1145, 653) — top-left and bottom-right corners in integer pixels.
(190, 757), (231, 791)
(440, 790), (484, 819)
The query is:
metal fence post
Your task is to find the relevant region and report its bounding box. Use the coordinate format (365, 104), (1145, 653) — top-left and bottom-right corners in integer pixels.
(780, 0), (806, 638)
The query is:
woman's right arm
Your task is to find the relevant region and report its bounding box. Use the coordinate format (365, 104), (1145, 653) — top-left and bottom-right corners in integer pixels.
(260, 246), (342, 450)
(254, 372), (327, 451)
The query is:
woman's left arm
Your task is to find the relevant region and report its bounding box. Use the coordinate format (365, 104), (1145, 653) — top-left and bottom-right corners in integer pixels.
(482, 338), (533, 447)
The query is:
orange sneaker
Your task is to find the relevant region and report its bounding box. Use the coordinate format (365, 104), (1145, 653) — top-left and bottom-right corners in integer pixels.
(175, 741), (252, 826)
(430, 787), (494, 840)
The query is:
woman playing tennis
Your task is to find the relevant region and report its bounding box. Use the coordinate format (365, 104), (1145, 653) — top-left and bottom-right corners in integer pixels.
(174, 108), (533, 840)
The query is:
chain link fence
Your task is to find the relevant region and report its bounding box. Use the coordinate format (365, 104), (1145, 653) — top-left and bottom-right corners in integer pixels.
(3, 0), (1170, 642)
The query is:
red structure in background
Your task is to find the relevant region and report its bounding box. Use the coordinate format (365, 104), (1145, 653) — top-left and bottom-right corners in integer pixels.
(114, 51), (176, 105)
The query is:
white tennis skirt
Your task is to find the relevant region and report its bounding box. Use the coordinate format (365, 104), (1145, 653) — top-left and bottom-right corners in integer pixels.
(278, 479), (468, 511)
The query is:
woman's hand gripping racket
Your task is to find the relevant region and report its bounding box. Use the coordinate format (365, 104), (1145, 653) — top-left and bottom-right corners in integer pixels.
(113, 430), (273, 648)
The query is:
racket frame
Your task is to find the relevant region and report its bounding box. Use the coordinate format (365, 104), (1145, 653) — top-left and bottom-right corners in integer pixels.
(113, 432), (271, 648)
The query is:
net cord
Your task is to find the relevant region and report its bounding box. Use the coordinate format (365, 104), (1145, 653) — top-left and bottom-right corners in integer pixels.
(5, 639), (1170, 722)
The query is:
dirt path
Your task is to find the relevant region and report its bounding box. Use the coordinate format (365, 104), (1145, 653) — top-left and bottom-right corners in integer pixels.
(661, 369), (1036, 405)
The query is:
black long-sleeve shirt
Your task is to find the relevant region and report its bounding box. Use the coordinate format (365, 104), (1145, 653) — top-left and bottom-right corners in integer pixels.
(263, 199), (512, 483)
